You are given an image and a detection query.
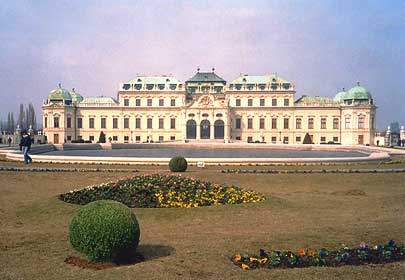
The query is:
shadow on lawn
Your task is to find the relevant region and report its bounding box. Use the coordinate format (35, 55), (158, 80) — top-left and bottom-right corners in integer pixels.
(65, 244), (175, 270)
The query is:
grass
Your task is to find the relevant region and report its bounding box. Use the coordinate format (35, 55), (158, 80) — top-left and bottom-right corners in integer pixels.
(1, 162), (405, 279)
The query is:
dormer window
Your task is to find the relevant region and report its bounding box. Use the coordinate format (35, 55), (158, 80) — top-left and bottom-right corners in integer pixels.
(242, 78), (247, 82)
(235, 84), (242, 90)
(123, 84), (131, 90)
(166, 78), (170, 82)
(169, 84), (177, 90)
(135, 84), (142, 90)
(137, 78), (142, 82)
(258, 84), (266, 90)
(146, 84), (154, 90)
(271, 83), (278, 90)
(247, 84), (254, 90)
(158, 84), (165, 90)
(283, 83), (290, 90)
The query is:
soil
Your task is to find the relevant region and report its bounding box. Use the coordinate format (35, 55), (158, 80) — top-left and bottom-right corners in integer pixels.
(64, 253), (145, 270)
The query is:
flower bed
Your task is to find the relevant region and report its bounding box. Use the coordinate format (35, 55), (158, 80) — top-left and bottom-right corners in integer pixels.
(59, 174), (265, 208)
(231, 240), (405, 270)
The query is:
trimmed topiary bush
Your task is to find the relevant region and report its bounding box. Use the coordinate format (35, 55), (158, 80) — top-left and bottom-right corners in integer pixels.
(169, 156), (188, 172)
(69, 200), (140, 262)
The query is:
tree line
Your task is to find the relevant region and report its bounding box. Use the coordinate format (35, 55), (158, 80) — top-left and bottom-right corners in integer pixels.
(1, 103), (37, 133)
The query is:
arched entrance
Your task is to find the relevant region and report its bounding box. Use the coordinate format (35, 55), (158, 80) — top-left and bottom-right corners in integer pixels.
(200, 120), (210, 139)
(186, 120), (196, 139)
(214, 120), (224, 139)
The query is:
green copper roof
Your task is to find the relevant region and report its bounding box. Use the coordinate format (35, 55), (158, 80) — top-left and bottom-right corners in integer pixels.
(186, 72), (226, 83)
(81, 96), (118, 104)
(295, 95), (337, 105)
(125, 75), (181, 84)
(345, 83), (371, 100)
(333, 89), (347, 102)
(230, 74), (289, 84)
(69, 88), (83, 103)
(48, 83), (72, 101)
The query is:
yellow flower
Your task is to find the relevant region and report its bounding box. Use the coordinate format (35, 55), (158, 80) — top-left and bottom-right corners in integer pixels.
(249, 257), (258, 262)
(241, 263), (250, 270)
(260, 257), (268, 264)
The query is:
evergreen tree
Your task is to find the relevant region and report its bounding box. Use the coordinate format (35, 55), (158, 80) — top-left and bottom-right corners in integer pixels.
(7, 112), (11, 133)
(303, 133), (313, 144)
(10, 112), (15, 133)
(18, 103), (25, 130)
(98, 131), (106, 143)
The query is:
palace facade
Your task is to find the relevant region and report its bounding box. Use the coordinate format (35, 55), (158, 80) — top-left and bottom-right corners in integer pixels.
(42, 70), (376, 145)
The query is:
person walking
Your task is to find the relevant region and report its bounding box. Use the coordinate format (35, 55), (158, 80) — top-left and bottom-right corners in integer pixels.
(19, 131), (33, 164)
(8, 136), (12, 146)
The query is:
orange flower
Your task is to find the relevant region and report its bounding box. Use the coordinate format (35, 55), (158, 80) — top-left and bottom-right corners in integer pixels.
(234, 254), (241, 261)
(299, 249), (306, 256)
(309, 250), (314, 257)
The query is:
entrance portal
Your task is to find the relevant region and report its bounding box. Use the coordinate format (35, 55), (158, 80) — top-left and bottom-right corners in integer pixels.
(186, 120), (196, 139)
(200, 120), (210, 139)
(214, 120), (224, 139)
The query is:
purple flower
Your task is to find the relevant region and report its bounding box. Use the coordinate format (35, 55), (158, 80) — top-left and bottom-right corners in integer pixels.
(388, 240), (395, 247)
(259, 249), (267, 257)
(359, 241), (367, 249)
(319, 251), (327, 258)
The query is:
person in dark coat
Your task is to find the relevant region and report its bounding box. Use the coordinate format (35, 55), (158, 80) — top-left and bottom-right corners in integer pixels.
(19, 130), (33, 164)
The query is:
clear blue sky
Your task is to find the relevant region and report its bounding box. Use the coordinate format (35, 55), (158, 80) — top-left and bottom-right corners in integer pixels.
(1, 0), (405, 130)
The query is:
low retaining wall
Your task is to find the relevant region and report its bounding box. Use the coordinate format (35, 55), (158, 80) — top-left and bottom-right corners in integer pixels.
(5, 150), (391, 165)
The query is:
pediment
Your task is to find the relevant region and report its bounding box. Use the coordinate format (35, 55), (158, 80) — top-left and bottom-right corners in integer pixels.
(186, 94), (228, 109)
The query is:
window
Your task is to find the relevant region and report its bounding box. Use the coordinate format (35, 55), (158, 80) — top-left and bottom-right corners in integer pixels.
(358, 115), (365, 129)
(284, 98), (289, 106)
(77, 118), (82, 129)
(170, 99), (176, 106)
(170, 136), (175, 141)
(124, 118), (129, 129)
(248, 118), (253, 129)
(272, 98), (277, 106)
(89, 118), (94, 129)
(321, 118), (327, 129)
(54, 117), (59, 128)
(333, 118), (339, 129)
(112, 136), (118, 141)
(159, 136), (164, 142)
(247, 136), (253, 143)
(296, 136), (301, 143)
(260, 99), (265, 106)
(67, 135), (71, 141)
(135, 118), (141, 129)
(67, 117), (71, 128)
(259, 118), (265, 129)
(124, 99), (129, 106)
(236, 118), (241, 129)
(135, 136), (141, 142)
(170, 118), (176, 129)
(124, 136), (129, 143)
(283, 136), (289, 144)
(159, 118), (164, 129)
(100, 118), (106, 129)
(345, 117), (351, 129)
(147, 99), (152, 106)
(333, 136), (339, 142)
(296, 118), (302, 129)
(89, 136), (94, 142)
(284, 118), (289, 129)
(272, 118), (277, 129)
(113, 118), (118, 129)
(271, 136), (277, 144)
(159, 99), (164, 106)
(147, 118), (152, 129)
(248, 99), (253, 106)
(44, 117), (48, 128)
(320, 136), (326, 143)
(136, 99), (141, 106)
(236, 99), (241, 106)
(308, 118), (314, 129)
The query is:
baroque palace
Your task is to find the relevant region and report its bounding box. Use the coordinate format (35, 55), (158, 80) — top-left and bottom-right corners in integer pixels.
(42, 70), (376, 145)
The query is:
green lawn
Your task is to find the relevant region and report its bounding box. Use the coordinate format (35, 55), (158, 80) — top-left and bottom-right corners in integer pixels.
(1, 163), (405, 279)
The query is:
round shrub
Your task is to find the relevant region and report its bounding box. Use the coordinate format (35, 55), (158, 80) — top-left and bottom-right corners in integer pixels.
(169, 156), (188, 172)
(69, 200), (140, 262)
